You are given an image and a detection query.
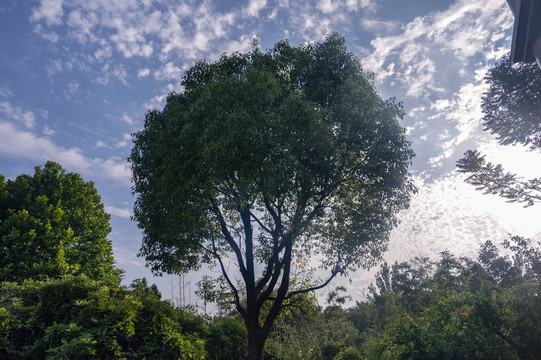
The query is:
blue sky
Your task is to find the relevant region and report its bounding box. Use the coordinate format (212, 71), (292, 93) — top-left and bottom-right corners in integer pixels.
(1, 0), (541, 304)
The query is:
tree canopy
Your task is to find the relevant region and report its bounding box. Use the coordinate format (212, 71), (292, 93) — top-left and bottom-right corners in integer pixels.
(0, 161), (120, 282)
(364, 237), (541, 360)
(130, 33), (415, 359)
(457, 55), (541, 206)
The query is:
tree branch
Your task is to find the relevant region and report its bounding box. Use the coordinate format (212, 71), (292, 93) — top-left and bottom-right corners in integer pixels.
(210, 199), (248, 281)
(255, 194), (285, 295)
(208, 236), (246, 318)
(249, 211), (273, 235)
(457, 150), (541, 207)
(262, 233), (293, 333)
(285, 261), (346, 300)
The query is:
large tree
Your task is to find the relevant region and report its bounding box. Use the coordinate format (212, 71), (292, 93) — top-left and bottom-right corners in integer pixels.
(457, 55), (541, 206)
(0, 161), (120, 282)
(129, 34), (415, 360)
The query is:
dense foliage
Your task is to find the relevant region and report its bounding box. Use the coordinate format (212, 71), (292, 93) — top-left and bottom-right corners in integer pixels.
(0, 163), (209, 359)
(260, 237), (541, 360)
(481, 56), (541, 150)
(0, 276), (208, 359)
(130, 33), (415, 359)
(3, 237), (538, 359)
(0, 161), (119, 281)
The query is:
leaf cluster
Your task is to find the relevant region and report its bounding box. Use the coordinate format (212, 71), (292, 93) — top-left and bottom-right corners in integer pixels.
(482, 56), (541, 150)
(259, 237), (541, 360)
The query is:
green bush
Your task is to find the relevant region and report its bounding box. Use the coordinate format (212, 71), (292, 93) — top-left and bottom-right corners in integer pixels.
(0, 276), (208, 359)
(206, 317), (247, 360)
(333, 346), (362, 360)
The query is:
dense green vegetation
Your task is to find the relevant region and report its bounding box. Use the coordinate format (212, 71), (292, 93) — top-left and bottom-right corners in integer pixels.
(2, 236), (539, 359)
(260, 236), (541, 360)
(0, 276), (208, 359)
(0, 163), (208, 359)
(1, 163), (540, 359)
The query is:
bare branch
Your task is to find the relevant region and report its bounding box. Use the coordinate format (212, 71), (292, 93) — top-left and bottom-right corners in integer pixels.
(249, 211), (273, 235)
(285, 261), (346, 300)
(209, 236), (246, 318)
(210, 199), (248, 278)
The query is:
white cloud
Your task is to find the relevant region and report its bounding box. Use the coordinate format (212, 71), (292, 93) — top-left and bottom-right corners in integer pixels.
(0, 121), (131, 186)
(220, 34), (256, 57)
(245, 0), (267, 17)
(0, 86), (13, 98)
(33, 23), (60, 42)
(384, 173), (541, 264)
(109, 19), (154, 58)
(120, 114), (134, 125)
(104, 204), (132, 219)
(268, 8), (278, 19)
(153, 4), (236, 60)
(355, 0), (516, 182)
(153, 62), (182, 81)
(426, 78), (489, 167)
(68, 81), (79, 94)
(46, 59), (64, 76)
(144, 93), (168, 110)
(30, 0), (64, 25)
(403, 57), (442, 98)
(358, 0), (378, 11)
(115, 133), (132, 148)
(106, 113), (135, 126)
(338, 169), (541, 301)
(67, 9), (98, 43)
(113, 245), (144, 267)
(64, 81), (79, 100)
(94, 42), (113, 60)
(0, 101), (36, 128)
(360, 18), (399, 34)
(407, 105), (425, 118)
(301, 13), (332, 40)
(477, 141), (541, 180)
(96, 63), (128, 85)
(143, 81), (183, 111)
(362, 0), (512, 92)
(137, 68), (150, 78)
(42, 125), (55, 136)
(317, 0), (336, 14)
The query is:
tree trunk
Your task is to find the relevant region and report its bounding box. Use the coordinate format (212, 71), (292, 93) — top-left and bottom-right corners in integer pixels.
(247, 327), (267, 360)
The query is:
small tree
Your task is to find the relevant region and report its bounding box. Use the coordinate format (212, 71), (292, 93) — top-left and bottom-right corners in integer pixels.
(130, 33), (415, 359)
(0, 161), (120, 282)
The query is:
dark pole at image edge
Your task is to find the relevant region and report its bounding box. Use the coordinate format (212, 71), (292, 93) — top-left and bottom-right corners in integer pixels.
(506, 0), (541, 68)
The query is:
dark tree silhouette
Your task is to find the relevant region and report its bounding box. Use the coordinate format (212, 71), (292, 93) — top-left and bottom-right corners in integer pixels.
(457, 55), (541, 206)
